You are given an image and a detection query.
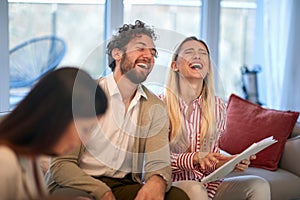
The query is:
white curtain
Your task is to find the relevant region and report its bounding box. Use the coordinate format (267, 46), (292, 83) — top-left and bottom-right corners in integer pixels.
(280, 0), (300, 112)
(255, 0), (300, 114)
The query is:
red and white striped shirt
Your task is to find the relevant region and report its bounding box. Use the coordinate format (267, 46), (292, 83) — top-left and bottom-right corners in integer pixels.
(170, 96), (226, 199)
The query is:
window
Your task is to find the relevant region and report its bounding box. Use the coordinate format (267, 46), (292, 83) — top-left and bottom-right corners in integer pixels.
(1, 0), (258, 111)
(8, 0), (105, 106)
(124, 0), (201, 36)
(124, 0), (202, 94)
(9, 1), (105, 66)
(219, 0), (256, 98)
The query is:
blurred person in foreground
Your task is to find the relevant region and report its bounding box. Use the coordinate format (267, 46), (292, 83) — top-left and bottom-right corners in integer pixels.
(0, 67), (108, 200)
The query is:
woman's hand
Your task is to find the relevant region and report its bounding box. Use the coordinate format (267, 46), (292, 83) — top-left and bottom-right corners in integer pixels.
(234, 155), (256, 172)
(193, 152), (223, 170)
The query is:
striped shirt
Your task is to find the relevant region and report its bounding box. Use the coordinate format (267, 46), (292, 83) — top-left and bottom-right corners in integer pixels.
(170, 96), (226, 199)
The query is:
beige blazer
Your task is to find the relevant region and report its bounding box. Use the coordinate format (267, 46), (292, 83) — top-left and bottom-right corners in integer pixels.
(45, 78), (171, 200)
(0, 145), (47, 200)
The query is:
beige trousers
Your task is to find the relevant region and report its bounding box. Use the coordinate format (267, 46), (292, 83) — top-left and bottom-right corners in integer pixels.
(172, 180), (208, 200)
(172, 175), (271, 200)
(214, 175), (271, 200)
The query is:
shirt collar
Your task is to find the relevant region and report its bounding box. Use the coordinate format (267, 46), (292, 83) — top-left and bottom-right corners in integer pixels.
(136, 84), (148, 100)
(179, 95), (202, 108)
(107, 73), (119, 97)
(106, 73), (147, 100)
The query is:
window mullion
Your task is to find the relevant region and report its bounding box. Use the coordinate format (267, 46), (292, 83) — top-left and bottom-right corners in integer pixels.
(0, 0), (10, 112)
(201, 0), (220, 67)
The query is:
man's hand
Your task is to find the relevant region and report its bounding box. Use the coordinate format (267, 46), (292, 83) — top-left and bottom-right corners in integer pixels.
(134, 175), (166, 200)
(100, 191), (116, 200)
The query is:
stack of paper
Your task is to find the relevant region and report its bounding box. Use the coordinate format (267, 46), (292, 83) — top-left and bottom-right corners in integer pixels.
(202, 136), (278, 184)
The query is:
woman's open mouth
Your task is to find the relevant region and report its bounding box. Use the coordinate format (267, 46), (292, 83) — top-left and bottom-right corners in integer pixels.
(191, 63), (203, 69)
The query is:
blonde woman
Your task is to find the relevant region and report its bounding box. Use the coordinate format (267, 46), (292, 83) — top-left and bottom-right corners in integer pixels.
(163, 36), (270, 200)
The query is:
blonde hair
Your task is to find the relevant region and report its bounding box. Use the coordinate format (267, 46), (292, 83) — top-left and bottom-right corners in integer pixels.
(165, 37), (217, 152)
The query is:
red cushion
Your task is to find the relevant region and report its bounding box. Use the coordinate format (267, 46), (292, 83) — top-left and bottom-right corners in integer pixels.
(219, 94), (299, 171)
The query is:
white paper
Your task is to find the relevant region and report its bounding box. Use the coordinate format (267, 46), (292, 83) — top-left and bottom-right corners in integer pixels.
(201, 136), (278, 184)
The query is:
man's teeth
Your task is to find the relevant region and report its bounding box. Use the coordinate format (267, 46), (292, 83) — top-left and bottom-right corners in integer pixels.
(137, 63), (149, 69)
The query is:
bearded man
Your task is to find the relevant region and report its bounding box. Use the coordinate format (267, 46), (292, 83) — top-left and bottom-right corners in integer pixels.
(45, 20), (189, 200)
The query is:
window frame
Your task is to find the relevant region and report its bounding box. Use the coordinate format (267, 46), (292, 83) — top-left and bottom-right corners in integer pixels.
(0, 0), (256, 112)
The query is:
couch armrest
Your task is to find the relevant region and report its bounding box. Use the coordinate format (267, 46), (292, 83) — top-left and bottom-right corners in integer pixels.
(291, 122), (300, 137)
(279, 135), (300, 177)
(0, 112), (9, 123)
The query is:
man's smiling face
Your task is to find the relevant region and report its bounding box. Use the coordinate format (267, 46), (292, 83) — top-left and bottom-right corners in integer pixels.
(120, 34), (157, 84)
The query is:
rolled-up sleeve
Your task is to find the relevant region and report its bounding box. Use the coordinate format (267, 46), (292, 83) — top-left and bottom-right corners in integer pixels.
(45, 145), (111, 200)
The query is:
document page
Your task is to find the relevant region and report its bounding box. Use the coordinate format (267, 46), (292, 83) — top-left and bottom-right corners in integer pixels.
(202, 136), (278, 184)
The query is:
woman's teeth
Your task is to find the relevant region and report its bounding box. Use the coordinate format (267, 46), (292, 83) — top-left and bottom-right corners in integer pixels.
(191, 64), (202, 69)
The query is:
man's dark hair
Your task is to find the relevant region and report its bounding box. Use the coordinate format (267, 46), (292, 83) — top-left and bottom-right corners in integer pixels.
(106, 20), (157, 72)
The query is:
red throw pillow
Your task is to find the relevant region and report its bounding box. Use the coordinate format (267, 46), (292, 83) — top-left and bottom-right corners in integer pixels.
(219, 94), (299, 171)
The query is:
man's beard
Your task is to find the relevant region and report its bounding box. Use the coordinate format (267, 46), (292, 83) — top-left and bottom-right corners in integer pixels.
(120, 53), (148, 84)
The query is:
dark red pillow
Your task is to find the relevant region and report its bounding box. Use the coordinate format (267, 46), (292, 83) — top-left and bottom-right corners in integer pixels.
(219, 94), (299, 171)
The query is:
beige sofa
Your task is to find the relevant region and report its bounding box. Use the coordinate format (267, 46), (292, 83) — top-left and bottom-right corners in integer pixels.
(224, 122), (300, 200)
(1, 112), (299, 199)
(0, 112), (8, 122)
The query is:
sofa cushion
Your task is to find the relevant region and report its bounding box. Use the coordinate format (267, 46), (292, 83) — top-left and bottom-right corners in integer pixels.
(280, 136), (300, 177)
(219, 94), (299, 171)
